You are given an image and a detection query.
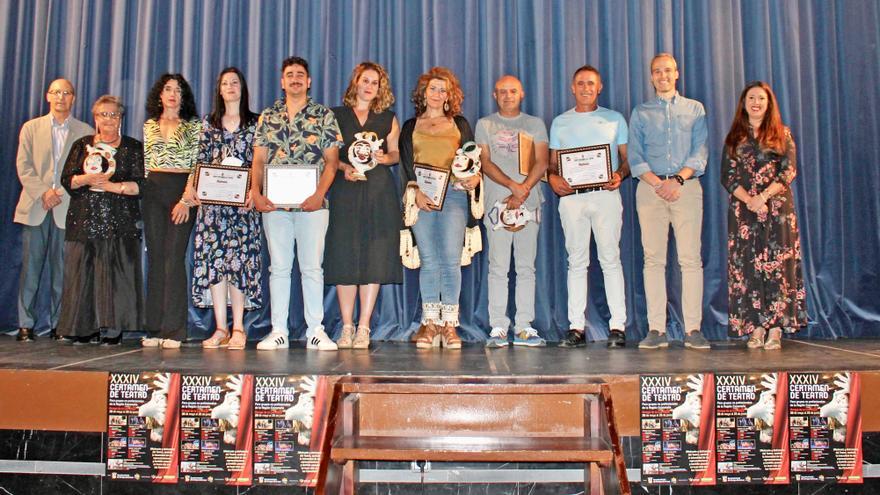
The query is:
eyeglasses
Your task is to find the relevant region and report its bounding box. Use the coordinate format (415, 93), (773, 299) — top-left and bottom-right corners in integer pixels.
(48, 90), (73, 97)
(95, 112), (122, 119)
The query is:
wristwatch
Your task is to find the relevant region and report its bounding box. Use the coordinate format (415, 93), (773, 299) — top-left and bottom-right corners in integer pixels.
(671, 174), (685, 186)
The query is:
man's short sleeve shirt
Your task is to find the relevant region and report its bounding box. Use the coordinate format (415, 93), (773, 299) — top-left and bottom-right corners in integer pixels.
(475, 112), (549, 208)
(549, 106), (628, 172)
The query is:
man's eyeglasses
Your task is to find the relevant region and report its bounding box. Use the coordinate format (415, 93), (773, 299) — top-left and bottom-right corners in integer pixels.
(48, 90), (73, 97)
(96, 112), (122, 119)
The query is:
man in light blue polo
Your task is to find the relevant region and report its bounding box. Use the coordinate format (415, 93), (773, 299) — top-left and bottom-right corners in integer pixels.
(548, 65), (629, 349)
(629, 53), (710, 350)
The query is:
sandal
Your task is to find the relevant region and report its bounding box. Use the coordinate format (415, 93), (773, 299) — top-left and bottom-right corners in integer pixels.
(415, 323), (440, 349)
(764, 328), (782, 350)
(228, 329), (247, 350)
(337, 324), (356, 349)
(353, 326), (371, 349)
(746, 328), (766, 349)
(202, 329), (230, 349)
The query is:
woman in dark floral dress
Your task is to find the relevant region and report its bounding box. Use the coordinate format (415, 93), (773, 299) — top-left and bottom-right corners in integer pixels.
(192, 67), (262, 350)
(721, 81), (806, 350)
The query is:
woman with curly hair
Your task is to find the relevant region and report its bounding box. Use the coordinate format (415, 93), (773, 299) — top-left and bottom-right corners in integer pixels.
(141, 73), (201, 349)
(721, 81), (806, 350)
(399, 67), (483, 349)
(192, 67), (262, 351)
(325, 62), (402, 349)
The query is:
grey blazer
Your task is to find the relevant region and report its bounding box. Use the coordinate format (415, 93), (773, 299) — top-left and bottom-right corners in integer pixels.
(14, 114), (93, 228)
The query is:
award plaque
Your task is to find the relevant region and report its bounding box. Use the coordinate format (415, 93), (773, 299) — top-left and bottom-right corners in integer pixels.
(517, 132), (536, 177)
(556, 144), (612, 189)
(413, 163), (450, 209)
(264, 164), (319, 208)
(194, 164), (251, 207)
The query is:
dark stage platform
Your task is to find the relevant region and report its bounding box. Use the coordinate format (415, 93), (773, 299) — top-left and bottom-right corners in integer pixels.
(4, 336), (880, 376)
(1, 336), (879, 494)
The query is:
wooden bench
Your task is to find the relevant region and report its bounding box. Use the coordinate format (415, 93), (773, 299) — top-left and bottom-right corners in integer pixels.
(316, 376), (629, 494)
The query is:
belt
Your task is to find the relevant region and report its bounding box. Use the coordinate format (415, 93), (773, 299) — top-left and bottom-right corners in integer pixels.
(573, 185), (606, 194)
(656, 174), (694, 181)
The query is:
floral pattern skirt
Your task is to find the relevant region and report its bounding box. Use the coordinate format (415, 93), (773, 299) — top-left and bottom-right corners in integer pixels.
(727, 192), (807, 335)
(191, 204), (262, 309)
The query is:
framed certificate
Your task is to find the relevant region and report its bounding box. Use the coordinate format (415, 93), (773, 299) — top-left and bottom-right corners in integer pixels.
(413, 163), (450, 209)
(556, 144), (612, 189)
(264, 164), (319, 208)
(194, 164), (251, 207)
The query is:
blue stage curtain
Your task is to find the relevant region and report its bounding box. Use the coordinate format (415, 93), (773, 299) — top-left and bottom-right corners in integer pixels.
(1, 0), (878, 341)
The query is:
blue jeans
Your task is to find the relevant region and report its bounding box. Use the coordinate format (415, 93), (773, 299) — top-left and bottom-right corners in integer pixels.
(262, 209), (329, 337)
(411, 187), (468, 305)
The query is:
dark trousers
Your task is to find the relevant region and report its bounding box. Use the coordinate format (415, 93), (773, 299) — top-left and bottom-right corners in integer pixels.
(18, 215), (65, 330)
(143, 172), (194, 340)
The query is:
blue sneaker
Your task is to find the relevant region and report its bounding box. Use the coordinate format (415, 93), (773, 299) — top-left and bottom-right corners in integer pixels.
(485, 327), (509, 348)
(513, 327), (546, 347)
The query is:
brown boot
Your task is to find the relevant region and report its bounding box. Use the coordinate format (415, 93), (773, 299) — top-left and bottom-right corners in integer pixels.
(441, 324), (461, 349)
(415, 322), (441, 349)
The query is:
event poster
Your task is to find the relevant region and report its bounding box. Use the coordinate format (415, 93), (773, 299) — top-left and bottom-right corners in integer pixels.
(106, 372), (181, 483)
(789, 372), (863, 483)
(253, 375), (331, 487)
(715, 372), (789, 484)
(640, 374), (716, 485)
(179, 374), (254, 485)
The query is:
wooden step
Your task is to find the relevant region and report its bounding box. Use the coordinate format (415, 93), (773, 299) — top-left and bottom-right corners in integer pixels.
(331, 435), (614, 463)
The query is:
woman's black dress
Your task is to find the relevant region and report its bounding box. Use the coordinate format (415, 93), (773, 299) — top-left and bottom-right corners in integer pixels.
(324, 107), (402, 285)
(58, 135), (146, 337)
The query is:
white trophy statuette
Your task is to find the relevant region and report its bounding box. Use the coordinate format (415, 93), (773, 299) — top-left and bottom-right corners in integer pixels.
(451, 140), (481, 190)
(84, 142), (117, 192)
(347, 131), (384, 180)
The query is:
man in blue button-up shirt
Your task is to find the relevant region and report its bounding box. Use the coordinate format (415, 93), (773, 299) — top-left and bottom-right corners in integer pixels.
(629, 53), (710, 350)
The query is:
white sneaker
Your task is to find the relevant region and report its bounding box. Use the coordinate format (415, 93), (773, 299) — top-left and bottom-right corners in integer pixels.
(306, 327), (338, 351)
(257, 331), (289, 350)
(141, 337), (161, 347)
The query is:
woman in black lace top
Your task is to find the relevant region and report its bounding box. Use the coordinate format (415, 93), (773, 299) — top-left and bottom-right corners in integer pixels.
(57, 95), (145, 345)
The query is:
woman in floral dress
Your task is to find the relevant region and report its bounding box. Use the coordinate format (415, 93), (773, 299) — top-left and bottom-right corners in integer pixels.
(721, 81), (806, 350)
(192, 67), (262, 350)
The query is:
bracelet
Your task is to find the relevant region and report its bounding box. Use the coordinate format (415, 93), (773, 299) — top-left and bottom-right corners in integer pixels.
(672, 174), (685, 186)
(119, 183), (126, 195)
(760, 191), (768, 202)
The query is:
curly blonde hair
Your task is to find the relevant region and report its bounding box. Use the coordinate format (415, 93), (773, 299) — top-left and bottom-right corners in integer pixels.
(342, 62), (395, 112)
(410, 66), (463, 117)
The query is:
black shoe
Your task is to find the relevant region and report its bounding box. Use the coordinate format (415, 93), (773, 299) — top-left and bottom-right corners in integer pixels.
(558, 330), (587, 348)
(606, 329), (626, 348)
(16, 328), (34, 342)
(50, 328), (73, 343)
(73, 334), (100, 345)
(101, 335), (122, 346)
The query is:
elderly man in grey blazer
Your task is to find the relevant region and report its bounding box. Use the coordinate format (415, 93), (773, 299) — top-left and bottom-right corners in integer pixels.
(13, 78), (92, 341)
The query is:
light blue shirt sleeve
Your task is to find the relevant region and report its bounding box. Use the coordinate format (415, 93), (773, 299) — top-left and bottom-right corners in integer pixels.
(683, 106), (708, 176)
(628, 106), (651, 178)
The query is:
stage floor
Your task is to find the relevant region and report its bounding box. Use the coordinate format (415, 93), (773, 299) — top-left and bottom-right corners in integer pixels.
(4, 336), (880, 375)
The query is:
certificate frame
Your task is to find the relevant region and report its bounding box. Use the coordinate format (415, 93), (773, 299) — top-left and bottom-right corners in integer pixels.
(194, 163), (251, 207)
(556, 144), (612, 189)
(517, 132), (536, 177)
(413, 163), (451, 209)
(264, 164), (320, 208)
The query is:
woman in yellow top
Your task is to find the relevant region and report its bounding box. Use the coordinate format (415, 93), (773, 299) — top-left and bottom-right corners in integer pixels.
(399, 67), (482, 349)
(141, 73), (201, 349)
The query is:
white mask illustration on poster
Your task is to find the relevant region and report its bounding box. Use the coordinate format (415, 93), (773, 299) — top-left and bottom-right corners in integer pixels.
(672, 374), (704, 445)
(211, 375), (244, 445)
(746, 373), (778, 444)
(139, 373), (171, 443)
(285, 375), (318, 446)
(820, 372), (851, 443)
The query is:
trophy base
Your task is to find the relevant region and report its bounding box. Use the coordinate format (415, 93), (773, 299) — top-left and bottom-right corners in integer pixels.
(351, 173), (367, 181)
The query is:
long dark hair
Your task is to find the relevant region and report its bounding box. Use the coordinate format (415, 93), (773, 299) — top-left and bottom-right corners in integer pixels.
(724, 81), (786, 156)
(208, 67), (258, 129)
(145, 73), (198, 121)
